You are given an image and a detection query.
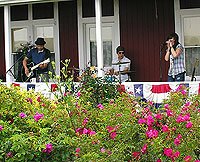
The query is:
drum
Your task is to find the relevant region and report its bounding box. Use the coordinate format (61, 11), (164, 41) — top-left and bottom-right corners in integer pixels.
(104, 75), (118, 83)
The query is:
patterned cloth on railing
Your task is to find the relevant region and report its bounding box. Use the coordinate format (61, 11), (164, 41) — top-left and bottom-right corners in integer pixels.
(1, 82), (200, 105)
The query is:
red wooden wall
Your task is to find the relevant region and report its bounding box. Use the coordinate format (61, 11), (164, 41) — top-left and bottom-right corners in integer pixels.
(58, 1), (79, 69)
(0, 7), (5, 81)
(119, 0), (175, 81)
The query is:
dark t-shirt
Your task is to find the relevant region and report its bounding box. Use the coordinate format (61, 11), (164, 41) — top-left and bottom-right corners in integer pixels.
(27, 48), (51, 73)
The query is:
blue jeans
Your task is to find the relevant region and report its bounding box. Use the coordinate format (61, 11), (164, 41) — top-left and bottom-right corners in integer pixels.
(168, 72), (185, 82)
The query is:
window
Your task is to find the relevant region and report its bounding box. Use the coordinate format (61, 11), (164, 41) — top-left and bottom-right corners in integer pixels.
(10, 2), (59, 81)
(82, 0), (114, 18)
(180, 0), (200, 9)
(11, 28), (28, 52)
(183, 16), (200, 80)
(78, 0), (120, 73)
(35, 26), (54, 52)
(87, 25), (113, 67)
(32, 3), (54, 19)
(11, 5), (28, 21)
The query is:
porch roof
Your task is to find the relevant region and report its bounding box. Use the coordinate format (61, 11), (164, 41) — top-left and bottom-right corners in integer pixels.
(0, 0), (71, 6)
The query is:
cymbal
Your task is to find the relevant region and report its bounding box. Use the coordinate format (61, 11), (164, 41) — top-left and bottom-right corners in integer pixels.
(120, 70), (135, 74)
(112, 61), (130, 65)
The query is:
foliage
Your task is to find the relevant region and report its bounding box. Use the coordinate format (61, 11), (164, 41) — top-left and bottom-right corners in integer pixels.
(77, 66), (120, 106)
(0, 61), (200, 161)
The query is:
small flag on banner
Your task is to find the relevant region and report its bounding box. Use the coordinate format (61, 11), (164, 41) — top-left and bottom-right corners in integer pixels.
(150, 84), (172, 108)
(51, 83), (58, 92)
(27, 84), (35, 91)
(12, 83), (20, 87)
(134, 84), (144, 98)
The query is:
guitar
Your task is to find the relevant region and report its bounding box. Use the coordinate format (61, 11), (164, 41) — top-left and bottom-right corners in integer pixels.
(21, 58), (50, 82)
(191, 58), (199, 81)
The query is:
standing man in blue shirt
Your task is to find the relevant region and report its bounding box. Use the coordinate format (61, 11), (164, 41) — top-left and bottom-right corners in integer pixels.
(22, 37), (51, 82)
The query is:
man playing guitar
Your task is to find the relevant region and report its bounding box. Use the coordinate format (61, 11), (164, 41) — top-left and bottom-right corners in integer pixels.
(22, 37), (51, 82)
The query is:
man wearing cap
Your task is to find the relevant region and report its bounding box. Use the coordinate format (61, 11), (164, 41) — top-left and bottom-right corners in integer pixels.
(109, 46), (131, 82)
(22, 37), (51, 82)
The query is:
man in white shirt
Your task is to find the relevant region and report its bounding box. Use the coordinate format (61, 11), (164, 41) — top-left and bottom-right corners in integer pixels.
(110, 46), (131, 83)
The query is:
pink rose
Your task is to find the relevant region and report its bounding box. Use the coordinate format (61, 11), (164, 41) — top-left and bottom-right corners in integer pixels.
(42, 143), (53, 154)
(19, 112), (27, 118)
(162, 125), (169, 132)
(186, 121), (193, 129)
(34, 112), (44, 122)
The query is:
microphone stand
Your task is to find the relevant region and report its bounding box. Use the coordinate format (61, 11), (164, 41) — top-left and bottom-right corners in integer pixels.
(6, 53), (25, 81)
(159, 44), (165, 81)
(119, 63), (122, 84)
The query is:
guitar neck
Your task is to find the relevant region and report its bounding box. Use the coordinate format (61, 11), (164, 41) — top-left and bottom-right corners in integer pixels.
(31, 58), (50, 71)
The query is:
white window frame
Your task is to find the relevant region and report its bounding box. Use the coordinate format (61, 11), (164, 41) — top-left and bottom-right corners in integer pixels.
(85, 22), (116, 66)
(77, 0), (120, 71)
(9, 2), (60, 81)
(175, 0), (200, 81)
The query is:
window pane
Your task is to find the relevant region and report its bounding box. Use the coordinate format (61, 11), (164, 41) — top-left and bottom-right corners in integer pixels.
(89, 26), (113, 67)
(180, 0), (200, 9)
(102, 0), (114, 16)
(11, 27), (28, 82)
(184, 17), (200, 46)
(11, 28), (28, 52)
(36, 26), (54, 52)
(11, 5), (28, 21)
(185, 48), (200, 76)
(82, 0), (114, 18)
(32, 3), (54, 20)
(82, 0), (95, 18)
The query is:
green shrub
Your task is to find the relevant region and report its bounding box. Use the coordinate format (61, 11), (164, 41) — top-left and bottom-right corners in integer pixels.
(0, 62), (199, 161)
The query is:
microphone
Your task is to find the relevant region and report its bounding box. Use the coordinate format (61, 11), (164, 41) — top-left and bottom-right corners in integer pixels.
(161, 42), (166, 46)
(161, 41), (168, 46)
(161, 40), (171, 46)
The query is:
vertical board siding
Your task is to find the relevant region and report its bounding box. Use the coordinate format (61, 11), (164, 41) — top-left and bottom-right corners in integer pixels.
(58, 1), (79, 69)
(0, 7), (6, 81)
(119, 0), (175, 81)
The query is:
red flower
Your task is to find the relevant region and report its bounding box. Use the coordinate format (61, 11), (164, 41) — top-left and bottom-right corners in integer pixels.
(184, 155), (192, 162)
(110, 132), (117, 139)
(162, 125), (169, 132)
(146, 129), (158, 139)
(117, 84), (125, 93)
(164, 148), (173, 158)
(106, 126), (115, 133)
(37, 96), (41, 102)
(138, 118), (146, 124)
(186, 121), (193, 129)
(75, 147), (80, 153)
(141, 144), (147, 154)
(154, 113), (162, 120)
(42, 143), (53, 154)
(166, 109), (173, 117)
(146, 115), (154, 126)
(132, 152), (140, 160)
(51, 84), (58, 92)
(174, 138), (181, 146)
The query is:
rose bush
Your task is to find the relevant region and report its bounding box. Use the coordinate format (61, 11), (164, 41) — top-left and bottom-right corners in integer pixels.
(0, 61), (199, 161)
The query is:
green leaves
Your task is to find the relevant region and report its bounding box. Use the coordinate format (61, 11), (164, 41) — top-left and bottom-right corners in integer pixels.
(1, 69), (200, 161)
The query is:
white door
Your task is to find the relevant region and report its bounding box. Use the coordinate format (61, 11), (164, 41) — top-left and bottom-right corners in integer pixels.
(183, 16), (200, 81)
